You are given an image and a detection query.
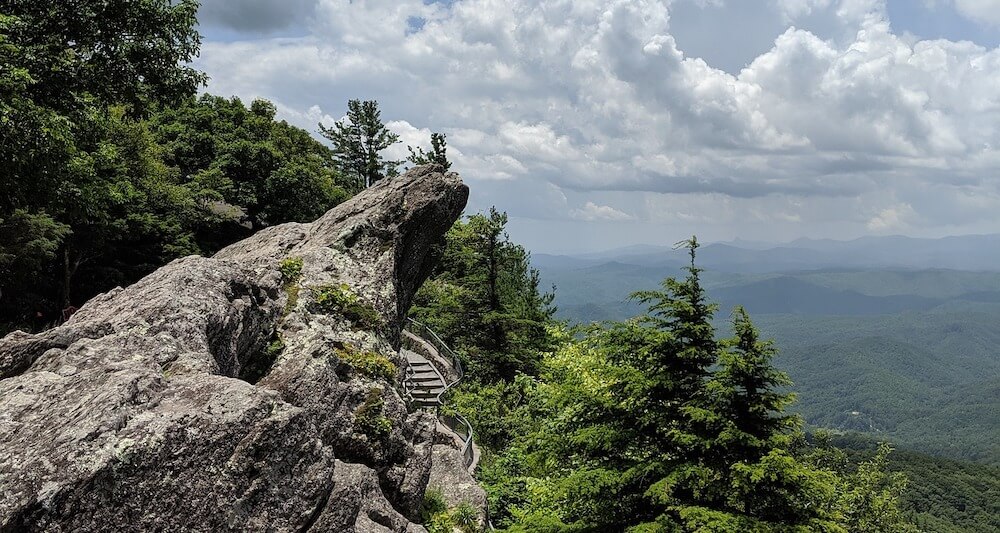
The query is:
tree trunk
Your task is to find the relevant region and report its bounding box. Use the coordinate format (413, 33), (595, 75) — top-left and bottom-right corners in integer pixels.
(487, 233), (504, 351)
(61, 245), (74, 309)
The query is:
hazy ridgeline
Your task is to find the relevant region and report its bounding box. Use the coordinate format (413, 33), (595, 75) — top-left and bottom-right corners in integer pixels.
(537, 235), (1000, 465)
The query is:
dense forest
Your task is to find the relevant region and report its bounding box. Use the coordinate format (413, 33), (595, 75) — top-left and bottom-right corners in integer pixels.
(2, 2), (995, 532)
(0, 1), (442, 335)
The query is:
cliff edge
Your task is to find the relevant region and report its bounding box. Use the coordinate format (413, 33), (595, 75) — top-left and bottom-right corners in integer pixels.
(0, 165), (469, 532)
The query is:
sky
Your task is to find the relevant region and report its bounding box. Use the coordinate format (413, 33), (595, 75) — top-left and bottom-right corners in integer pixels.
(193, 0), (1000, 254)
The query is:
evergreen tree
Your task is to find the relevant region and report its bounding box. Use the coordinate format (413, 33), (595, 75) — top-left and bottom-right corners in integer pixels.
(710, 306), (797, 462)
(319, 99), (401, 191)
(408, 132), (451, 170)
(409, 208), (556, 380)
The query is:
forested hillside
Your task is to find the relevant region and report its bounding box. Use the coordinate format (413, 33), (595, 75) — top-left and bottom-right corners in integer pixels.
(540, 252), (1000, 465)
(0, 0), (355, 334)
(412, 228), (932, 531)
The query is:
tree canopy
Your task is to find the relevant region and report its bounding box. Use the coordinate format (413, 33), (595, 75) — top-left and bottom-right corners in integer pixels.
(408, 207), (557, 381)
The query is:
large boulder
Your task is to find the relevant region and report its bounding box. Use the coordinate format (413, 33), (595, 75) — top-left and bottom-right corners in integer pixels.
(0, 166), (469, 532)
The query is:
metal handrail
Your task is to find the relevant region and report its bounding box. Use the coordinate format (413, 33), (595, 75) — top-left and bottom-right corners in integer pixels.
(405, 317), (464, 403)
(401, 318), (493, 530)
(439, 412), (475, 468)
(401, 364), (416, 405)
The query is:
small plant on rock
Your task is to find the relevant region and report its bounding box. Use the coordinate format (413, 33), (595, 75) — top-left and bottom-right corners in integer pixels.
(354, 387), (392, 440)
(334, 344), (397, 381)
(451, 503), (479, 532)
(279, 256), (304, 283)
(420, 488), (448, 523)
(309, 283), (383, 328)
(279, 257), (304, 316)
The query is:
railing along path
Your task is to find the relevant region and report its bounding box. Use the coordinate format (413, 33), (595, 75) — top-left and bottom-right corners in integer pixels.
(401, 318), (495, 530)
(401, 318), (476, 470)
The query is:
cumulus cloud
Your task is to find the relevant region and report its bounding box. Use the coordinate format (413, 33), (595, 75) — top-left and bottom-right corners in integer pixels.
(570, 202), (636, 222)
(193, 0), (1000, 249)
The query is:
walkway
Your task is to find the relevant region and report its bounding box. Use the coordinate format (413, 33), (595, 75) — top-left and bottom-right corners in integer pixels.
(400, 319), (480, 473)
(401, 347), (447, 408)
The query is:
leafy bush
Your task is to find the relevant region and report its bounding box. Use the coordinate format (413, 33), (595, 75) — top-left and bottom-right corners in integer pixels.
(421, 490), (481, 533)
(425, 513), (453, 533)
(334, 344), (396, 381)
(354, 387), (392, 440)
(309, 283), (382, 328)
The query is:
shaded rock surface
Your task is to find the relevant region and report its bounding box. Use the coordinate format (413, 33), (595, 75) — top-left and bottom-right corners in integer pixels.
(0, 166), (469, 532)
(427, 445), (488, 528)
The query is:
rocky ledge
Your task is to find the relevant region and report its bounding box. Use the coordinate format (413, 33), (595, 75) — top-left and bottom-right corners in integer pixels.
(0, 166), (470, 532)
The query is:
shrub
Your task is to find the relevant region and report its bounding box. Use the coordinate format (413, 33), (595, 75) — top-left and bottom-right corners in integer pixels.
(354, 387), (392, 440)
(309, 283), (382, 328)
(335, 344), (397, 381)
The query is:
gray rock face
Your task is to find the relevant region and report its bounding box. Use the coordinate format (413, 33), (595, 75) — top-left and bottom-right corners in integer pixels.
(427, 445), (489, 528)
(0, 166), (469, 532)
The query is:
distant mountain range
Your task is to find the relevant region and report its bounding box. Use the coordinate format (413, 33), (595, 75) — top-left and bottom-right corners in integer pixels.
(535, 233), (1000, 273)
(532, 233), (1000, 465)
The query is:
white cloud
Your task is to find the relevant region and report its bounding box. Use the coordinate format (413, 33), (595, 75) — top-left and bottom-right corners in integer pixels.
(867, 203), (916, 231)
(194, 0), (1000, 249)
(773, 0), (835, 21)
(570, 202), (636, 222)
(954, 0), (1000, 26)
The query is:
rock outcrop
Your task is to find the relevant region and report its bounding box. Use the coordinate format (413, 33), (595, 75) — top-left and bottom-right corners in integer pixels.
(0, 166), (469, 532)
(427, 445), (488, 528)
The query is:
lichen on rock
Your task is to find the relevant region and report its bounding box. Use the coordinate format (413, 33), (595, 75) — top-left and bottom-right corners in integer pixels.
(0, 165), (469, 532)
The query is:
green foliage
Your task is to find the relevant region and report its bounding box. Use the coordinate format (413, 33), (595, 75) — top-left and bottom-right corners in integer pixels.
(319, 99), (401, 191)
(839, 443), (917, 533)
(239, 334), (284, 384)
(458, 242), (916, 532)
(0, 8), (348, 333)
(149, 94), (348, 232)
(409, 208), (556, 381)
(448, 377), (535, 450)
(309, 284), (382, 328)
(279, 257), (304, 284)
(831, 433), (1000, 532)
(451, 503), (479, 530)
(425, 513), (453, 533)
(421, 489), (481, 533)
(408, 132), (452, 171)
(354, 387), (392, 440)
(334, 344), (397, 382)
(544, 262), (1000, 464)
(421, 488), (449, 523)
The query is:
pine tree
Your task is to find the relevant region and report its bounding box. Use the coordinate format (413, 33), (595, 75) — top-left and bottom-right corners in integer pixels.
(712, 306), (797, 461)
(407, 132), (451, 170)
(319, 99), (400, 191)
